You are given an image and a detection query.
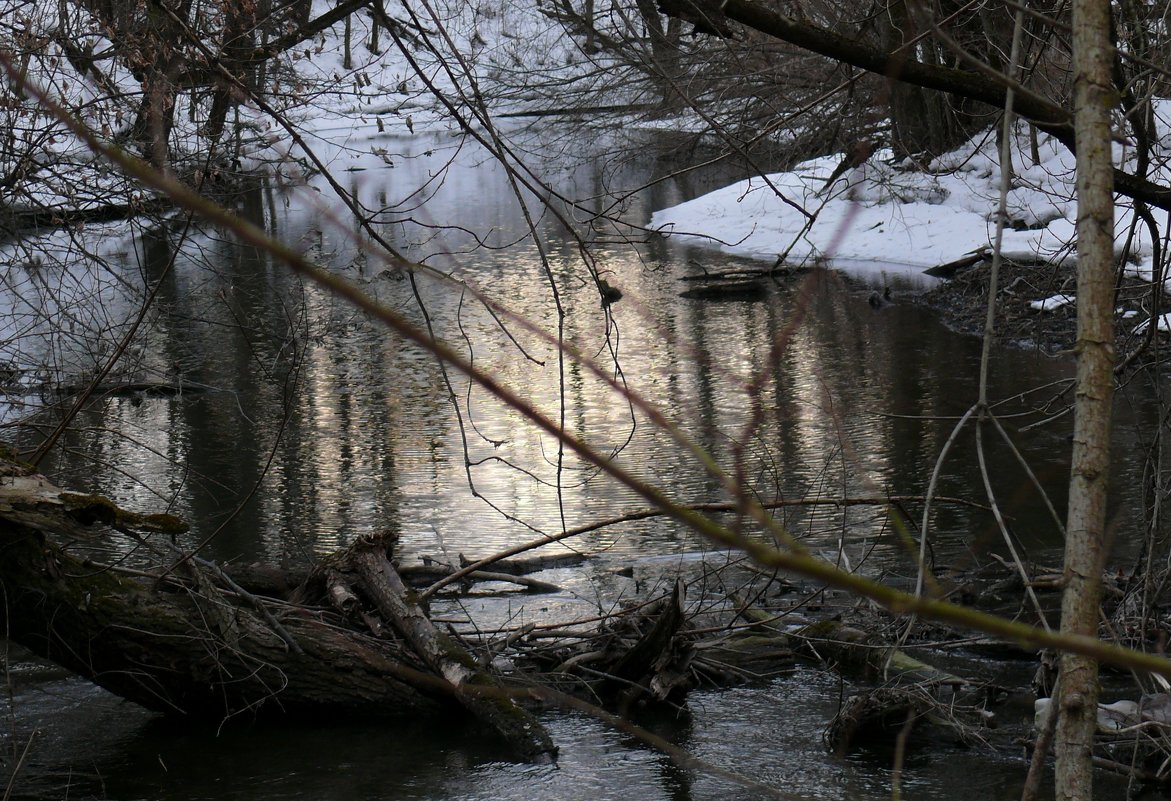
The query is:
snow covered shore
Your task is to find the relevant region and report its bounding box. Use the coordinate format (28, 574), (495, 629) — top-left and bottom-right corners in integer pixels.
(651, 124), (1165, 282)
(10, 0), (1171, 293)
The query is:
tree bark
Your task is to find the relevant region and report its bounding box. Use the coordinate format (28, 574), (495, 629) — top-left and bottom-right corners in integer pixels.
(1056, 2), (1116, 799)
(878, 1), (973, 159)
(346, 537), (558, 763)
(0, 462), (470, 726)
(0, 520), (450, 719)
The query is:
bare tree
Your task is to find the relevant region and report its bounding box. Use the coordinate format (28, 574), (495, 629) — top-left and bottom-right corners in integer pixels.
(1055, 3), (1115, 799)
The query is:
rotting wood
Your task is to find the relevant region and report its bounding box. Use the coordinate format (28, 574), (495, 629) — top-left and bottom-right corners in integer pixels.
(415, 552), (588, 576)
(0, 197), (173, 239)
(406, 564), (564, 594)
(679, 265), (806, 282)
(223, 552), (582, 601)
(519, 583), (700, 706)
(0, 462), (484, 729)
(717, 600), (974, 687)
(678, 280), (768, 301)
(794, 620), (969, 686)
(0, 464), (557, 762)
(692, 632), (796, 682)
(0, 518), (452, 720)
(599, 580), (694, 710)
(345, 535), (558, 764)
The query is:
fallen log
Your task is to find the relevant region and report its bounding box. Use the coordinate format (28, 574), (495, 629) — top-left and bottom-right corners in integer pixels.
(344, 536), (558, 763)
(403, 563), (564, 594)
(0, 197), (173, 239)
(795, 620), (970, 686)
(416, 552), (588, 576)
(231, 552), (580, 602)
(679, 280), (769, 301)
(0, 517), (450, 720)
(0, 457), (557, 761)
(692, 631), (796, 682)
(923, 249), (990, 279)
(53, 381), (212, 399)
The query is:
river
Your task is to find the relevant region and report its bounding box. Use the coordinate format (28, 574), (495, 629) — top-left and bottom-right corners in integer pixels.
(1, 126), (1157, 799)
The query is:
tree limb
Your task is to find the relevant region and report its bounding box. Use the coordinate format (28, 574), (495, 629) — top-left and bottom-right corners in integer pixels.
(657, 0), (1171, 211)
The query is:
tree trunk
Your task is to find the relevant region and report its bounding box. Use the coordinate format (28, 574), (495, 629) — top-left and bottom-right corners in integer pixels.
(878, 1), (966, 159)
(632, 0), (682, 105)
(345, 537), (558, 763)
(204, 2), (259, 142)
(0, 517), (449, 719)
(0, 459), (559, 760)
(1056, 2), (1116, 799)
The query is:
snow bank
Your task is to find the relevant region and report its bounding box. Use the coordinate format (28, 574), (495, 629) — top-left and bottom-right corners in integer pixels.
(651, 123), (1168, 278)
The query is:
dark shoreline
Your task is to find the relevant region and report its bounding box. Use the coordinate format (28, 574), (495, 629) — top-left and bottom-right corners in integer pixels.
(912, 259), (1160, 358)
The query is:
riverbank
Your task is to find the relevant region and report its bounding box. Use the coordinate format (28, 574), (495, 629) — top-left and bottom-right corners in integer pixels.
(909, 258), (1158, 358)
(649, 116), (1170, 361)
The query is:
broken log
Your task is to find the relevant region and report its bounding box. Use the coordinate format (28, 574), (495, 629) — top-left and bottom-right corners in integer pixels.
(233, 551), (579, 603)
(415, 552), (588, 576)
(345, 536), (558, 763)
(0, 517), (451, 720)
(404, 563), (564, 594)
(0, 197), (173, 240)
(728, 595), (966, 685)
(693, 628), (795, 682)
(679, 280), (768, 301)
(924, 249), (990, 279)
(0, 457), (558, 762)
(598, 580), (694, 710)
(795, 620), (969, 686)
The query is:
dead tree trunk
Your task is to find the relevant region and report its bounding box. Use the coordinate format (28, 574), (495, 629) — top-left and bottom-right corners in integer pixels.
(0, 516), (447, 719)
(345, 536), (558, 763)
(0, 457), (555, 761)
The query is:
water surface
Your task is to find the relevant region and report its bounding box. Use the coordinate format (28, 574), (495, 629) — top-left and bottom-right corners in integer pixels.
(1, 127), (1157, 800)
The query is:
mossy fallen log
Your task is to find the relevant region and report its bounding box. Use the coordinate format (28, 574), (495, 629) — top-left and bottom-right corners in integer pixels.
(0, 458), (557, 762)
(729, 597), (969, 686)
(0, 517), (449, 719)
(795, 620), (969, 685)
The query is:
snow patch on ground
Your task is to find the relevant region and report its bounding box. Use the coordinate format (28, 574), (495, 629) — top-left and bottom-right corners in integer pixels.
(1135, 313), (1171, 334)
(1029, 294), (1076, 312)
(651, 122), (1169, 281)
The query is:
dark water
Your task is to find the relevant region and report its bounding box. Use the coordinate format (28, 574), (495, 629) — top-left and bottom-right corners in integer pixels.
(0, 127), (1159, 799)
(6, 663), (1047, 801)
